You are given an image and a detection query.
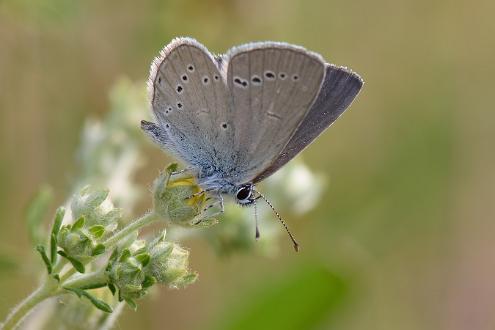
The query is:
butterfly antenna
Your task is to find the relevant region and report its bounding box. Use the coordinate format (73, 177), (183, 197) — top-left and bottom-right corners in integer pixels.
(254, 200), (260, 240)
(254, 190), (299, 252)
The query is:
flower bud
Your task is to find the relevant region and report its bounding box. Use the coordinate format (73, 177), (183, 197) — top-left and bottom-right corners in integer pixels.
(57, 228), (91, 261)
(106, 231), (197, 302)
(146, 231), (197, 289)
(57, 186), (121, 262)
(71, 185), (121, 229)
(152, 164), (214, 227)
(106, 240), (150, 301)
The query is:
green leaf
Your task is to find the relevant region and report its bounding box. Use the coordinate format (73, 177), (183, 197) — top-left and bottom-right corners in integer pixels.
(119, 249), (131, 262)
(89, 225), (105, 238)
(142, 275), (156, 289)
(36, 245), (52, 274)
(53, 274), (60, 282)
(109, 248), (119, 261)
(51, 207), (65, 237)
(25, 185), (54, 246)
(77, 282), (109, 290)
(135, 253), (150, 267)
(50, 234), (57, 264)
(50, 207), (65, 263)
(124, 298), (137, 311)
(106, 248), (119, 272)
(175, 272), (198, 288)
(71, 216), (85, 231)
(92, 244), (106, 256)
(64, 287), (113, 313)
(211, 264), (349, 330)
(58, 251), (85, 273)
(108, 283), (116, 296)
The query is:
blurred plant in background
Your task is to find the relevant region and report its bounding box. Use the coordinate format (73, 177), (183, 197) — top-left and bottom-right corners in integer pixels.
(1, 78), (325, 330)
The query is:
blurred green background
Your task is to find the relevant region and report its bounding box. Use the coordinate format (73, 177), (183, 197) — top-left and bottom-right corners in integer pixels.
(1, 0), (494, 329)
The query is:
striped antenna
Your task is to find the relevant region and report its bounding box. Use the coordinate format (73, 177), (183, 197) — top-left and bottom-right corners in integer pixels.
(254, 190), (300, 252)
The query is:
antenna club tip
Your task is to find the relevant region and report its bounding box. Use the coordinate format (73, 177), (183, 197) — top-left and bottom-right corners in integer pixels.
(293, 243), (300, 252)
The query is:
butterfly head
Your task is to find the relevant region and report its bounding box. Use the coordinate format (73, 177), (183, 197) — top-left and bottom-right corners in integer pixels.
(235, 183), (256, 206)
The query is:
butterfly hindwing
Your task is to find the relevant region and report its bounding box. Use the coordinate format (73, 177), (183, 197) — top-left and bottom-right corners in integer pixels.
(253, 64), (364, 182)
(223, 42), (326, 183)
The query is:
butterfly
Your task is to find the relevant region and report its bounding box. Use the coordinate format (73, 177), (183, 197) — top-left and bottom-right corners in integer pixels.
(141, 38), (363, 250)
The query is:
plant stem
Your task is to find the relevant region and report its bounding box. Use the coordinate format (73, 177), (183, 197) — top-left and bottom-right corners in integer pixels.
(56, 211), (160, 283)
(62, 269), (108, 289)
(103, 211), (159, 247)
(2, 278), (58, 330)
(1, 211), (161, 329)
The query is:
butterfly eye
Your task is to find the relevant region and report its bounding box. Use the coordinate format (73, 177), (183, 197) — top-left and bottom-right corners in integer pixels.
(236, 186), (252, 201)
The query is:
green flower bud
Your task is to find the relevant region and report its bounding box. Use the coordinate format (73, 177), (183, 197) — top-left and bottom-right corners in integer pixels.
(146, 231), (197, 289)
(56, 185), (122, 262)
(71, 185), (122, 228)
(57, 217), (107, 262)
(152, 164), (214, 227)
(106, 231), (197, 302)
(107, 240), (151, 301)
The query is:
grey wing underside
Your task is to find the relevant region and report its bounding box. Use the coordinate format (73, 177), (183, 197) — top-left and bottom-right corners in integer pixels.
(223, 42), (326, 183)
(142, 38), (234, 175)
(253, 64), (364, 183)
(142, 38), (363, 187)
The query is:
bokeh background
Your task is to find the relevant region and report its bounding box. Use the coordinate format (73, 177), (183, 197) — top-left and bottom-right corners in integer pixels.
(1, 0), (494, 329)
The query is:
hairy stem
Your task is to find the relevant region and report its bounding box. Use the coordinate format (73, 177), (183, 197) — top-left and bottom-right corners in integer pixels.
(62, 269), (108, 289)
(103, 211), (159, 247)
(2, 278), (58, 330)
(1, 211), (161, 329)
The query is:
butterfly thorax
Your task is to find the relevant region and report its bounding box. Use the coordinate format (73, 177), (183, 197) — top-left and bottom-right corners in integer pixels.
(197, 174), (256, 206)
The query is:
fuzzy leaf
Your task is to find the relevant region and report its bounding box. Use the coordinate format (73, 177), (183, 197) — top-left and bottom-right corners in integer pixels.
(119, 249), (131, 262)
(89, 225), (105, 238)
(50, 207), (65, 263)
(92, 244), (106, 256)
(135, 253), (150, 267)
(77, 282), (109, 290)
(51, 207), (65, 237)
(71, 216), (85, 231)
(58, 250), (85, 273)
(64, 287), (113, 313)
(142, 275), (156, 289)
(125, 298), (137, 311)
(50, 234), (57, 264)
(178, 272), (198, 287)
(108, 283), (116, 296)
(36, 245), (52, 274)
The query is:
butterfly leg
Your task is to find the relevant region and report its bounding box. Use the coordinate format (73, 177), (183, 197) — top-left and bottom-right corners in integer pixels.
(193, 192), (224, 225)
(185, 188), (216, 200)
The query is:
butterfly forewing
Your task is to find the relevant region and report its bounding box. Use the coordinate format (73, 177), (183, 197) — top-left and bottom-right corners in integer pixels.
(149, 38), (233, 170)
(224, 43), (326, 183)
